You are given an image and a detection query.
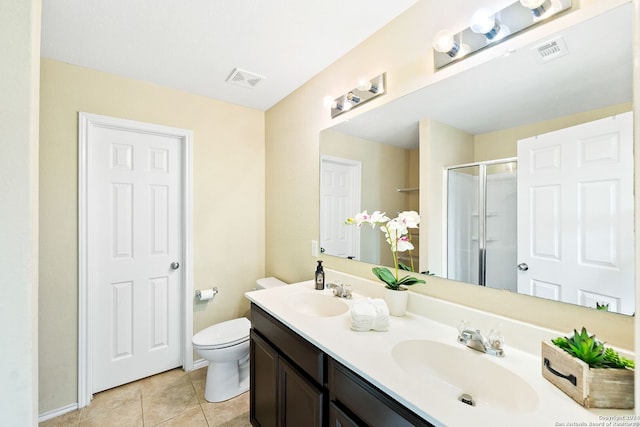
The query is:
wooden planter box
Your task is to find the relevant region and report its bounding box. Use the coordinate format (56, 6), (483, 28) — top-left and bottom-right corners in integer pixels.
(541, 341), (634, 409)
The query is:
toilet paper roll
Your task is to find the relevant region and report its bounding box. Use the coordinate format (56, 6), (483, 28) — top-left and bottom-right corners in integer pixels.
(196, 288), (217, 301)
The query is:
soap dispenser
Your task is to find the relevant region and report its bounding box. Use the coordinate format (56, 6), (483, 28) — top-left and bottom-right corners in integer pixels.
(315, 260), (325, 290)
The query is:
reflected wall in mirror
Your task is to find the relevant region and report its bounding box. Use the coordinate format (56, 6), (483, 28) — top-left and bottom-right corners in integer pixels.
(319, 3), (635, 315)
(320, 129), (419, 268)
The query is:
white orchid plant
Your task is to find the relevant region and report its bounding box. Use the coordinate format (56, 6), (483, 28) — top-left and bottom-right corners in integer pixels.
(346, 210), (425, 291)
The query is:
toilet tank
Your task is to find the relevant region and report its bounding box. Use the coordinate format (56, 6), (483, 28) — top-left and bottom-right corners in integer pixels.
(255, 277), (287, 290)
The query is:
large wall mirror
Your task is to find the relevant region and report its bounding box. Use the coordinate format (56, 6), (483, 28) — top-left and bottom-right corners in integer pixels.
(320, 3), (634, 315)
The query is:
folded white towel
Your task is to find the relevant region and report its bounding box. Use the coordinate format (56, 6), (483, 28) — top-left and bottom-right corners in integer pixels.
(371, 299), (390, 331)
(350, 298), (389, 332)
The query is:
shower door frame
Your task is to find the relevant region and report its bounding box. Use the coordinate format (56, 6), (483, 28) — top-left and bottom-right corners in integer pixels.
(444, 157), (517, 286)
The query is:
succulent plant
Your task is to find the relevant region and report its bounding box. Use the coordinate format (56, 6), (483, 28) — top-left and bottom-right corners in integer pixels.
(552, 327), (634, 369)
(603, 347), (635, 369)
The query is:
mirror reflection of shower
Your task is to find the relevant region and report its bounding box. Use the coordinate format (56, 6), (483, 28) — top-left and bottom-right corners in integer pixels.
(446, 159), (517, 289)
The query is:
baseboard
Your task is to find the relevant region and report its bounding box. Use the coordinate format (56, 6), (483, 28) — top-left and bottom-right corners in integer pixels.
(38, 403), (79, 423)
(192, 358), (209, 370)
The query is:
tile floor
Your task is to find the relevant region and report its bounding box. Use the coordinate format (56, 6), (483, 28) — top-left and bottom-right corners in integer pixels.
(40, 367), (251, 427)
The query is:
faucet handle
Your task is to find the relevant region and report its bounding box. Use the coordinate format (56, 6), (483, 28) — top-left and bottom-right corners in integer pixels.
(457, 320), (471, 337)
(487, 328), (504, 350)
(329, 281), (352, 298)
(341, 284), (352, 298)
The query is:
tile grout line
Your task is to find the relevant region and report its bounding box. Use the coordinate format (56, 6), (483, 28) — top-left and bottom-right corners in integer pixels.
(189, 373), (213, 427)
(139, 386), (145, 427)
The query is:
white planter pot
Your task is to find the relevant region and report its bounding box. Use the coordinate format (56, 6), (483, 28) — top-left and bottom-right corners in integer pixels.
(384, 288), (409, 317)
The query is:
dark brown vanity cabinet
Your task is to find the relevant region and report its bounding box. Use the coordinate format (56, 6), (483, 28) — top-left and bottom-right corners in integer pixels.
(328, 359), (434, 427)
(250, 304), (324, 427)
(249, 303), (434, 427)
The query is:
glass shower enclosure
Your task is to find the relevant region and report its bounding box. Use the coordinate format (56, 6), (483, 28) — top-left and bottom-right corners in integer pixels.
(446, 159), (517, 290)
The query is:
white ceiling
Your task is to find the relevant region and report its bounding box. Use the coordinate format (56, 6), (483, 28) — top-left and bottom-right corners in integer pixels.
(40, 0), (417, 111)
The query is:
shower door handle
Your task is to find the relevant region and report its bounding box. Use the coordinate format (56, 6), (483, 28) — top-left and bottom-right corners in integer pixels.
(517, 263), (529, 271)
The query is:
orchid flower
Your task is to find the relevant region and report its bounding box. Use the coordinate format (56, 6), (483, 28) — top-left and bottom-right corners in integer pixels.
(346, 209), (425, 290)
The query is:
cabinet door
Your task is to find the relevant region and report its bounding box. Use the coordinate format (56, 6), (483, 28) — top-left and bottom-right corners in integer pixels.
(250, 330), (278, 427)
(279, 358), (323, 427)
(329, 401), (360, 427)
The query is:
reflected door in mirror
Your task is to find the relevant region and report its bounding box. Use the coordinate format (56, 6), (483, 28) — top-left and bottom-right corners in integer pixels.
(517, 113), (634, 315)
(320, 155), (361, 258)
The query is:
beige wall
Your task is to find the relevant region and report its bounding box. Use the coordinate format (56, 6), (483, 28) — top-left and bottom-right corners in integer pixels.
(265, 0), (634, 351)
(422, 120), (474, 275)
(320, 129), (412, 265)
(475, 103), (633, 161)
(39, 59), (265, 412)
(1, 0), (40, 424)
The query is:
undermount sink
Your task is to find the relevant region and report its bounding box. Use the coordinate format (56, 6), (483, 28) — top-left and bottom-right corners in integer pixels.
(391, 340), (539, 413)
(291, 293), (349, 317)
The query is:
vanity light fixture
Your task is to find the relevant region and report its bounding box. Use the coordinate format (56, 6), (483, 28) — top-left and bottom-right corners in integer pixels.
(347, 92), (361, 103)
(433, 0), (571, 69)
(327, 73), (386, 119)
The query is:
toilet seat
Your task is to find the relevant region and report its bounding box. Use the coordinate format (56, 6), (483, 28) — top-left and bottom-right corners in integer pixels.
(192, 317), (250, 350)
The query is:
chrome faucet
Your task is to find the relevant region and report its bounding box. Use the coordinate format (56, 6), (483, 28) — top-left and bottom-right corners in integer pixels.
(457, 321), (504, 357)
(327, 281), (352, 299)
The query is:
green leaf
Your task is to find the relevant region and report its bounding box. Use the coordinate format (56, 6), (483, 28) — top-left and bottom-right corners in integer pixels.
(396, 275), (426, 287)
(552, 337), (569, 350)
(372, 267), (398, 289)
(398, 262), (412, 271)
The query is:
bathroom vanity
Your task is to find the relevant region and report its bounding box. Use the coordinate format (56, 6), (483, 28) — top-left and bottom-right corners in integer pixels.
(245, 270), (634, 426)
(250, 303), (432, 427)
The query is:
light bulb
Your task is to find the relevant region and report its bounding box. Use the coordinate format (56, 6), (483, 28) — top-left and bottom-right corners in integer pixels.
(433, 29), (460, 57)
(338, 95), (353, 112)
(322, 95), (336, 109)
(357, 79), (372, 92)
(520, 0), (555, 18)
(470, 8), (498, 36)
(520, 0), (546, 6)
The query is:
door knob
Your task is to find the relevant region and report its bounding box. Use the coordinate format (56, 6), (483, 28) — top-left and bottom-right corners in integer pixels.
(170, 262), (180, 270)
(517, 263), (529, 271)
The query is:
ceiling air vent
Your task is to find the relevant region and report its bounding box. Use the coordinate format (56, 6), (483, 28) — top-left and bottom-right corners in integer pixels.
(226, 68), (265, 89)
(531, 36), (569, 63)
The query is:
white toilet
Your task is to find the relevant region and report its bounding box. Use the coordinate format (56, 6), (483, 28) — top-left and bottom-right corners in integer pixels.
(192, 277), (286, 402)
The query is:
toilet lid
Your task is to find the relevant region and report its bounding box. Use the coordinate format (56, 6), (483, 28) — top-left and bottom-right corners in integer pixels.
(192, 317), (250, 348)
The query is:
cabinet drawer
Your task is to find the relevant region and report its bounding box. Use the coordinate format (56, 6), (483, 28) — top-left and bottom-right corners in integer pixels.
(251, 304), (325, 385)
(329, 358), (433, 427)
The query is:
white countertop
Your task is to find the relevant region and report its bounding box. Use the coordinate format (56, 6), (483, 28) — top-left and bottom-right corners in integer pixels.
(245, 273), (634, 427)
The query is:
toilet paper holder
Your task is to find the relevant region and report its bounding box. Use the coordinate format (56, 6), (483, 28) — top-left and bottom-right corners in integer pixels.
(195, 287), (219, 301)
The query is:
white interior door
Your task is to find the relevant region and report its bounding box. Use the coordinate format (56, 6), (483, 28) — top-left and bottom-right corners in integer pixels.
(89, 120), (184, 392)
(320, 155), (361, 259)
(517, 112), (634, 314)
